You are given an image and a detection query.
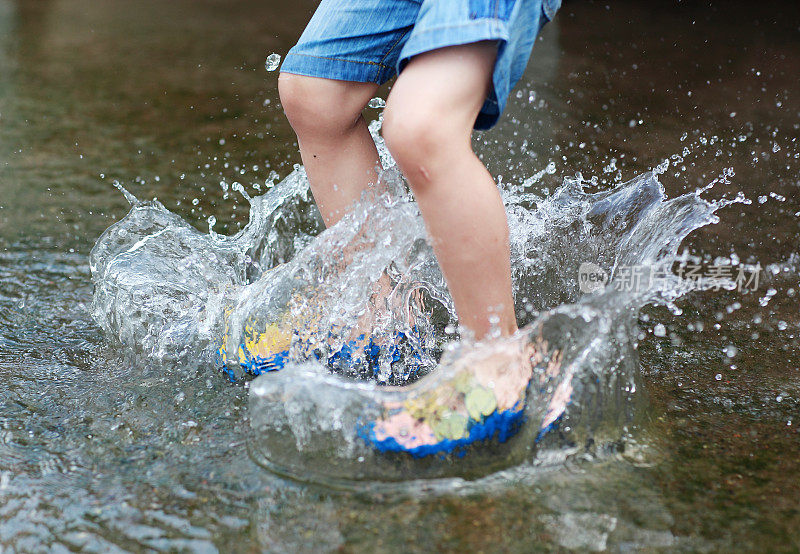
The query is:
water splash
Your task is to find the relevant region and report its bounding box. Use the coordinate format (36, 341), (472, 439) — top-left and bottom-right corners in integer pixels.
(90, 169), (320, 362)
(245, 171), (727, 484)
(90, 134), (730, 484)
(220, 169), (447, 383)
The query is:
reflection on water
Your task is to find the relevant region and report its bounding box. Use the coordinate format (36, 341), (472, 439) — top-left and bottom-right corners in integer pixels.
(1, 0), (799, 551)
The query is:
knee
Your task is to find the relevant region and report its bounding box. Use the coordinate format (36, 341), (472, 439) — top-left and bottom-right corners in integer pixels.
(383, 96), (474, 187)
(278, 73), (361, 139)
(382, 104), (446, 185)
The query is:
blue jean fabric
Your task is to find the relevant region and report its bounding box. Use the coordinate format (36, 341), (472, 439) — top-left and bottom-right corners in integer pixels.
(281, 0), (560, 129)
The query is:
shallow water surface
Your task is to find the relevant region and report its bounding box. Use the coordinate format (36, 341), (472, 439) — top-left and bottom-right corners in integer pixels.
(1, 0), (799, 551)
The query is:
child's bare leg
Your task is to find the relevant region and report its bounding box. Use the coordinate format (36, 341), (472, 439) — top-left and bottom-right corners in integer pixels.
(382, 42), (517, 339)
(279, 74), (381, 226)
(280, 73), (409, 345)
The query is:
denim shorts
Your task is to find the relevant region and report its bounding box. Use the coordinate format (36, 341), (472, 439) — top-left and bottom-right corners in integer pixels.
(281, 0), (561, 130)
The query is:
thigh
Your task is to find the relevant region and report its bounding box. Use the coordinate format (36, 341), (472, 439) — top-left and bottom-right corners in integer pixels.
(281, 0), (421, 85)
(395, 0), (554, 130)
(387, 42), (498, 132)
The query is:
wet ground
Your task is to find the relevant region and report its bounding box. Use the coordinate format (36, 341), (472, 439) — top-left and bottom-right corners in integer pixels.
(1, 0), (799, 551)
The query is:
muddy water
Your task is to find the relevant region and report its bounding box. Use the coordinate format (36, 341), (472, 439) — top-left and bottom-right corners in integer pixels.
(1, 0), (799, 551)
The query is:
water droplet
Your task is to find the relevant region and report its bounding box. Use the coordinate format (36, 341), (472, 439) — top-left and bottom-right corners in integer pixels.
(724, 345), (738, 358)
(715, 373), (722, 381)
(653, 323), (667, 337)
(368, 97), (386, 109)
(545, 161), (556, 174)
(191, 198), (199, 206)
(265, 53), (281, 72)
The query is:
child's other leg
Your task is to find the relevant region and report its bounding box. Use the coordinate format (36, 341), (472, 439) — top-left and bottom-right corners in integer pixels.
(382, 42), (516, 339)
(279, 74), (380, 226)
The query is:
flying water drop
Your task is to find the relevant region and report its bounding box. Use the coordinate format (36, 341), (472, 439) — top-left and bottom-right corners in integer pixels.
(265, 53), (281, 72)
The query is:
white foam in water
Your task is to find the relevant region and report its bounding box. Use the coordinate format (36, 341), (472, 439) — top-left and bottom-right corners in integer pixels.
(90, 124), (730, 485)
